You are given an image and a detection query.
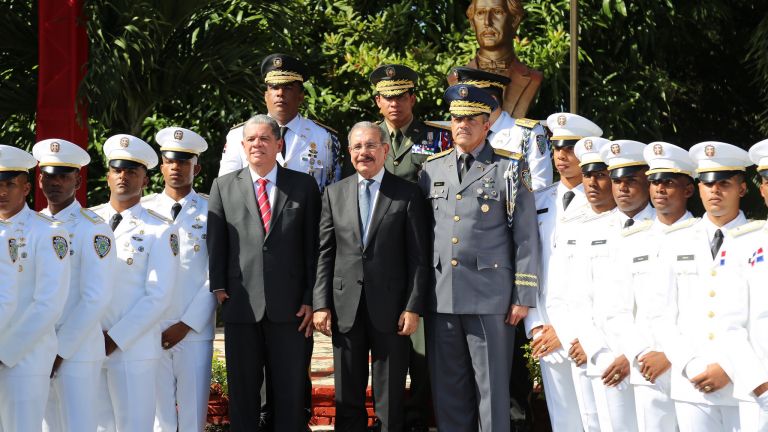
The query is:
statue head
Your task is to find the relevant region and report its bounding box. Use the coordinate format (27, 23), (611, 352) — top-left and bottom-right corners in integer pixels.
(467, 0), (524, 51)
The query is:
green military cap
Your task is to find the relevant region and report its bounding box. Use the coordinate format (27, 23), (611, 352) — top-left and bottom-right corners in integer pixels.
(370, 64), (419, 97)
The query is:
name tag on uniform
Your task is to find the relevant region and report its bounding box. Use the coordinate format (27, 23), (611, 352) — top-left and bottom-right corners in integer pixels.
(592, 240), (607, 245)
(633, 255), (649, 263)
(537, 208), (549, 215)
(567, 240), (576, 245)
(433, 182), (444, 186)
(677, 254), (694, 261)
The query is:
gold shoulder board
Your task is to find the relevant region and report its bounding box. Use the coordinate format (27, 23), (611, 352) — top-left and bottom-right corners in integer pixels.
(622, 220), (654, 237)
(426, 148), (454, 162)
(663, 217), (700, 234)
(146, 208), (172, 224)
(728, 220), (766, 238)
(515, 118), (540, 129)
(493, 148), (522, 160)
(80, 208), (105, 224)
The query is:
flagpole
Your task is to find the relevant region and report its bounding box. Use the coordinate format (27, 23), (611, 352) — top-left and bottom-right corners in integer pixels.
(570, 0), (578, 114)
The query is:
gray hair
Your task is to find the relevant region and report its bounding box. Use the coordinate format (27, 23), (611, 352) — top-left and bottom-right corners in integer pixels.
(347, 121), (390, 146)
(242, 114), (280, 139)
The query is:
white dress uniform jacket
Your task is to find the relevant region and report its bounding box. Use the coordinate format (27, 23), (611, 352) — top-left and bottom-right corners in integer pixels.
(142, 190), (215, 432)
(41, 201), (115, 432)
(0, 221), (18, 333)
(0, 205), (69, 432)
(488, 112), (553, 191)
(219, 113), (341, 190)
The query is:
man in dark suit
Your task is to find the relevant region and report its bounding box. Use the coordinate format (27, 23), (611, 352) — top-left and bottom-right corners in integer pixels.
(313, 121), (429, 432)
(208, 114), (320, 431)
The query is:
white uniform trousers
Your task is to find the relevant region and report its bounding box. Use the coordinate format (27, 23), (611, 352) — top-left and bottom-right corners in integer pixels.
(43, 360), (103, 432)
(540, 358), (583, 431)
(675, 401), (740, 431)
(97, 359), (157, 432)
(0, 365), (50, 432)
(591, 377), (639, 432)
(154, 339), (213, 432)
(738, 401), (765, 432)
(633, 372), (676, 432)
(570, 363), (600, 431)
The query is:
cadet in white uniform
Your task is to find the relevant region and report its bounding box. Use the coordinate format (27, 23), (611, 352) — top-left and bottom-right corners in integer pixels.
(451, 67), (553, 191)
(650, 142), (752, 432)
(0, 220), (17, 336)
(0, 145), (70, 431)
(608, 142), (697, 431)
(525, 114), (603, 432)
(142, 127), (216, 432)
(717, 139), (768, 431)
(549, 136), (615, 431)
(219, 53), (341, 191)
(33, 139), (116, 432)
(92, 134), (180, 432)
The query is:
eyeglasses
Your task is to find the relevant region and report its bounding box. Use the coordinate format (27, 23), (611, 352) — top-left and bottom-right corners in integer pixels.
(349, 142), (383, 153)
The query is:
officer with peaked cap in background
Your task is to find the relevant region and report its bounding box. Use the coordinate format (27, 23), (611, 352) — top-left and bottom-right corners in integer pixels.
(0, 145), (70, 431)
(526, 115), (603, 432)
(219, 53), (341, 193)
(555, 136), (616, 432)
(452, 66), (552, 192)
(715, 139), (768, 431)
(142, 128), (217, 432)
(648, 141), (752, 431)
(32, 139), (116, 432)
(369, 63), (445, 432)
(91, 134), (180, 432)
(606, 141), (698, 432)
(418, 85), (540, 432)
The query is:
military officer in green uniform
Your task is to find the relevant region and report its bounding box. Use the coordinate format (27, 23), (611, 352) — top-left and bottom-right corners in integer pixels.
(370, 64), (451, 184)
(369, 64), (449, 431)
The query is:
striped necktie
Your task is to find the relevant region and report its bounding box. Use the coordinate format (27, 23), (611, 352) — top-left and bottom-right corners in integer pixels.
(256, 178), (272, 232)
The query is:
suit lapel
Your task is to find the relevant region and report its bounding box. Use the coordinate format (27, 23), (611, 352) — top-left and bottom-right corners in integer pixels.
(266, 167), (291, 241)
(237, 168), (265, 236)
(363, 172), (393, 251)
(348, 177), (363, 249)
(457, 143), (495, 193)
(395, 123), (420, 159)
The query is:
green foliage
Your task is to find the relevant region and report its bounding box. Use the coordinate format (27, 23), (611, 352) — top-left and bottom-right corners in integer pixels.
(211, 354), (228, 396)
(522, 341), (543, 398)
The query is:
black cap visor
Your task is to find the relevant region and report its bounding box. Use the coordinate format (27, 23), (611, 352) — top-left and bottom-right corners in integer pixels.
(109, 159), (145, 169)
(40, 166), (79, 175)
(609, 165), (648, 180)
(552, 139), (579, 149)
(0, 171), (27, 181)
(699, 170), (743, 183)
(647, 171), (692, 182)
(581, 162), (607, 174)
(161, 151), (196, 161)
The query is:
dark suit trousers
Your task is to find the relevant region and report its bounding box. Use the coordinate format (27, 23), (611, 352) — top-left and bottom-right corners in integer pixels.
(225, 321), (309, 432)
(333, 295), (409, 432)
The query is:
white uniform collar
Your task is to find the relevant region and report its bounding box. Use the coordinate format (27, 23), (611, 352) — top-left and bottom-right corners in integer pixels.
(268, 112), (303, 131)
(619, 202), (655, 225)
(490, 111), (511, 134)
(701, 210), (746, 239)
(105, 201), (143, 221)
(41, 200), (82, 220)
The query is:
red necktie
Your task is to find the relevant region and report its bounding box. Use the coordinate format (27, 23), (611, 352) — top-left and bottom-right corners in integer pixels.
(256, 178), (271, 232)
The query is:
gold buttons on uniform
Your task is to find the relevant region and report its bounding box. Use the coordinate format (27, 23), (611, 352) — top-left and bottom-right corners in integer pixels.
(127, 257), (134, 265)
(710, 270), (717, 276)
(450, 259), (458, 267)
(453, 215), (460, 222)
(708, 311), (715, 318)
(451, 237), (459, 244)
(494, 263), (499, 268)
(709, 291), (716, 297)
(194, 244), (201, 252)
(708, 333), (715, 340)
(394, 161), (400, 166)
(456, 194), (462, 200)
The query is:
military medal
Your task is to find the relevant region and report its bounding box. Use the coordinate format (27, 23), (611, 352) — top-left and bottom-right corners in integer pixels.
(481, 204), (490, 213)
(170, 233), (180, 256)
(194, 244), (201, 252)
(127, 257), (134, 265)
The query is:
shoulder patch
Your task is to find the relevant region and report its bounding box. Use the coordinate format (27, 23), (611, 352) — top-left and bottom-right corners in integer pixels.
(79, 208), (105, 224)
(423, 120), (451, 131)
(663, 217), (700, 234)
(140, 193), (158, 203)
(728, 220), (766, 238)
(515, 118), (540, 129)
(146, 208), (172, 224)
(622, 219), (654, 237)
(310, 119), (338, 136)
(229, 121), (245, 131)
(426, 148), (454, 162)
(493, 148), (522, 160)
(93, 235), (112, 258)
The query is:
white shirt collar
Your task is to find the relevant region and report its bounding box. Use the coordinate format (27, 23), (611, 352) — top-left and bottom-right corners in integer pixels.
(268, 112), (303, 131)
(41, 200), (81, 220)
(357, 167), (385, 185)
(490, 111), (511, 134)
(249, 164), (278, 185)
(702, 210), (746, 238)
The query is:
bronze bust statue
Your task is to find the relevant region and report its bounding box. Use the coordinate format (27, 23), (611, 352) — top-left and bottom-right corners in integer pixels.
(450, 0), (543, 118)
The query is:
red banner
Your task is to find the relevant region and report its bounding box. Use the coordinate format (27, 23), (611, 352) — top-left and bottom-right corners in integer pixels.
(35, 0), (88, 209)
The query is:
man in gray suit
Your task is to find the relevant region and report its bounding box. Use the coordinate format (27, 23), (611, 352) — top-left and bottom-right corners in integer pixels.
(418, 85), (540, 432)
(207, 114), (321, 431)
(313, 121), (429, 432)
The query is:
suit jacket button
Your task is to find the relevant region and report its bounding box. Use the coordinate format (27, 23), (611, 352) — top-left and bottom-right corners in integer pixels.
(450, 259), (458, 267)
(454, 215), (460, 222)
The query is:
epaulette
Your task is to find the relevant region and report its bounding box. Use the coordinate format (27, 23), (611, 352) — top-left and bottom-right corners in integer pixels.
(582, 210), (613, 224)
(663, 217), (700, 234)
(534, 183), (557, 195)
(198, 193), (209, 200)
(311, 119), (338, 136)
(423, 120), (451, 131)
(426, 148), (454, 162)
(622, 219), (654, 237)
(146, 208), (172, 224)
(140, 193), (158, 203)
(79, 208), (105, 225)
(493, 148), (522, 160)
(727, 220), (766, 238)
(561, 207), (587, 223)
(0, 220), (11, 226)
(515, 118), (540, 129)
(35, 212), (61, 226)
(229, 121), (245, 131)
